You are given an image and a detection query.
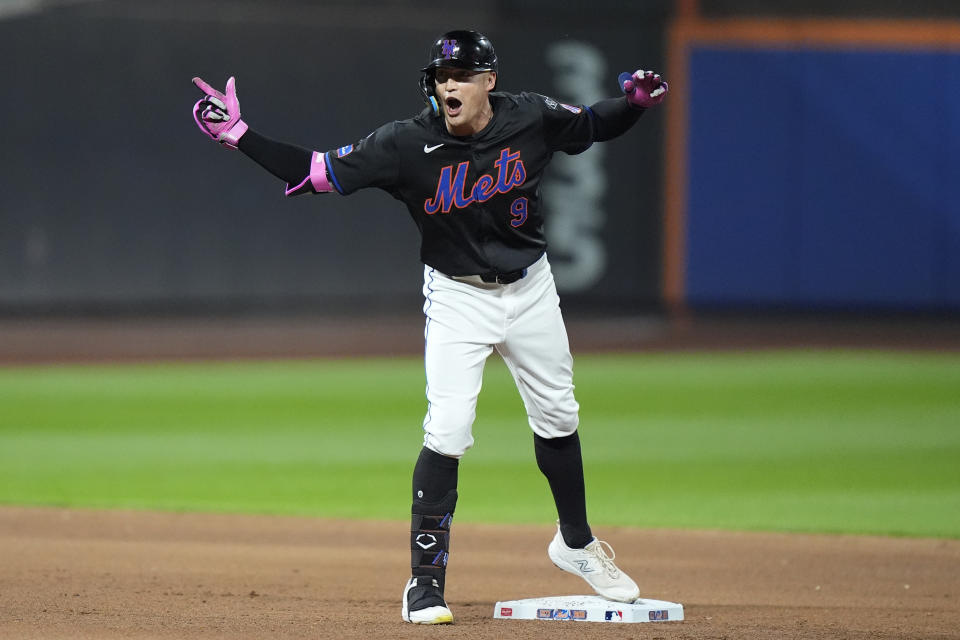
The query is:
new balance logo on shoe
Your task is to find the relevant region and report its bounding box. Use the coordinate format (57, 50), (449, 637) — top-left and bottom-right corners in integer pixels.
(547, 527), (640, 603)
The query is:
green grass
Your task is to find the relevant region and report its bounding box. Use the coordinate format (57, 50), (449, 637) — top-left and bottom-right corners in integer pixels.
(1, 351), (958, 538)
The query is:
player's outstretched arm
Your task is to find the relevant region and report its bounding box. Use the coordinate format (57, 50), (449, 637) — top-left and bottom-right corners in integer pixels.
(588, 68), (668, 142)
(191, 76), (335, 196)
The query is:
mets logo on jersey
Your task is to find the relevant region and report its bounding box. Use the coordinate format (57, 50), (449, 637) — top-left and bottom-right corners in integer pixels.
(424, 147), (526, 214)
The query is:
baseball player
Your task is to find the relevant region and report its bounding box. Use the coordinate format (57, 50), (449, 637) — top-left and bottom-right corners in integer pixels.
(192, 29), (667, 625)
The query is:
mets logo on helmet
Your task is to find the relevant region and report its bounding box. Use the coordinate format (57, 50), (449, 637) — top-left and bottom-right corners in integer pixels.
(442, 39), (457, 59)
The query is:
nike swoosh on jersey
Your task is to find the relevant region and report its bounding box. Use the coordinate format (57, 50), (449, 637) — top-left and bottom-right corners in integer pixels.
(423, 143), (444, 153)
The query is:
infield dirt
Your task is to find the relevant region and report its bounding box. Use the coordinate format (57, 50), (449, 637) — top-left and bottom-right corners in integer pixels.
(1, 506), (957, 639)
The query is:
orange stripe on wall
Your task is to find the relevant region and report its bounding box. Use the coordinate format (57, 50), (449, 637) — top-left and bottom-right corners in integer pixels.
(679, 18), (960, 50)
(661, 14), (960, 313)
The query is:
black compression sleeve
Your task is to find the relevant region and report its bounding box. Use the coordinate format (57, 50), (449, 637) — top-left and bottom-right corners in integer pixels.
(534, 432), (592, 548)
(589, 97), (645, 142)
(236, 129), (313, 185)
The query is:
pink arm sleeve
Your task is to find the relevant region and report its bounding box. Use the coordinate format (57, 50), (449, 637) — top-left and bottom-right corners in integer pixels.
(309, 151), (334, 192)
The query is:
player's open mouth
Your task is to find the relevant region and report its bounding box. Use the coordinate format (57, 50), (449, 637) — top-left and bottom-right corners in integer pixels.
(445, 97), (462, 117)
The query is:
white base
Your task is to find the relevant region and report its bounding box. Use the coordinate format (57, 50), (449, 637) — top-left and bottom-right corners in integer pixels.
(494, 595), (684, 623)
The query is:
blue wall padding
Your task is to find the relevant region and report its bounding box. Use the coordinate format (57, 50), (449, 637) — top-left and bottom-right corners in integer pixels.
(686, 46), (960, 309)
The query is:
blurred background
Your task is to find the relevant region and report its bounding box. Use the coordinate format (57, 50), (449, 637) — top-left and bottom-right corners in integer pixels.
(1, 0), (958, 361)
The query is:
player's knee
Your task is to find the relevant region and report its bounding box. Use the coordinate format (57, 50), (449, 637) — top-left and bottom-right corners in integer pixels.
(528, 403), (579, 439)
(423, 406), (476, 457)
(530, 419), (579, 440)
(524, 391), (579, 437)
(423, 432), (473, 458)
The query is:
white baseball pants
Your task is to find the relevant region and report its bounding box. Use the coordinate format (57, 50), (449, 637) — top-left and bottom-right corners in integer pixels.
(421, 254), (580, 458)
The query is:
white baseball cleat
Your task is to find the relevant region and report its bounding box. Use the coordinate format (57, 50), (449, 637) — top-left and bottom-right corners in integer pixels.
(547, 527), (640, 603)
(401, 576), (454, 624)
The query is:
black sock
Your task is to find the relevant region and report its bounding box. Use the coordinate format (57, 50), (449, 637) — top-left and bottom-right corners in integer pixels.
(412, 446), (459, 502)
(534, 432), (593, 548)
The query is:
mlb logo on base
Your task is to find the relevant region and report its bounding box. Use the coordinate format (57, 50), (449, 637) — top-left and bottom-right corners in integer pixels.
(605, 610), (623, 622)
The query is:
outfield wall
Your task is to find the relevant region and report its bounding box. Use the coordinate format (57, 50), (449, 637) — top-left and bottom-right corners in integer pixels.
(666, 16), (960, 312)
(2, 1), (958, 317)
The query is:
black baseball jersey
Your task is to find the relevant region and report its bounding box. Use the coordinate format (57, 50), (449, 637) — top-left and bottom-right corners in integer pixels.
(322, 92), (597, 277)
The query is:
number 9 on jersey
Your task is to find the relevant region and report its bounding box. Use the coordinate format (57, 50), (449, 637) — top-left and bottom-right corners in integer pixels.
(510, 197), (528, 228)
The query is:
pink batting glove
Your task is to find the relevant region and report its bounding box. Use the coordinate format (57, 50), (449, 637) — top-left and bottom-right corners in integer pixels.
(619, 69), (668, 109)
(192, 76), (248, 148)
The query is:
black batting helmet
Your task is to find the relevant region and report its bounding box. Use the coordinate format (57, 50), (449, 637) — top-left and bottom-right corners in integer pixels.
(421, 30), (498, 74)
(419, 30), (498, 114)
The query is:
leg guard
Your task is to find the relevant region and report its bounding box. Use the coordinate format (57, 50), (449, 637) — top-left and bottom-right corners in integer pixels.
(411, 489), (458, 595)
